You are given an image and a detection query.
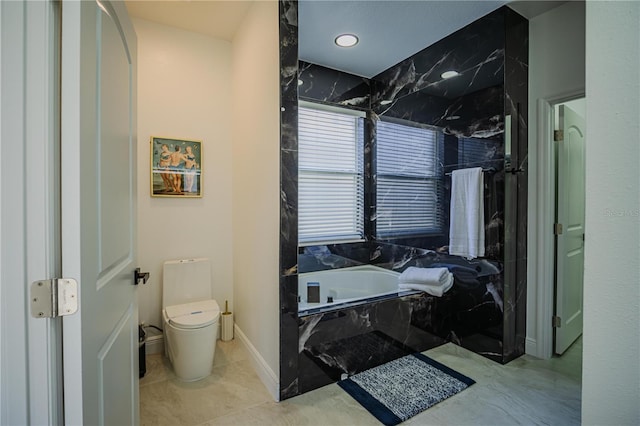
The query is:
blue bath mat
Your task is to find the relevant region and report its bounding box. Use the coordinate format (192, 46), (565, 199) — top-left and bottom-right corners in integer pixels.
(338, 353), (475, 425)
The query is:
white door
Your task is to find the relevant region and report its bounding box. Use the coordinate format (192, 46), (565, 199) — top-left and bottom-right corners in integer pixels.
(60, 1), (139, 424)
(554, 104), (586, 355)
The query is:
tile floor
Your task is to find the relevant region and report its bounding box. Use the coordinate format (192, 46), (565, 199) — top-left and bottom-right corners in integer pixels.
(140, 338), (582, 425)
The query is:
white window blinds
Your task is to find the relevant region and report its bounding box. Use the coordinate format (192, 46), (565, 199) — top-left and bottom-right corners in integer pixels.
(298, 104), (365, 245)
(376, 120), (443, 238)
(458, 137), (501, 165)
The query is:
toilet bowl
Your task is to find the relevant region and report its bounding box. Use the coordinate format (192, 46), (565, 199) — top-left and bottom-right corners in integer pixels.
(162, 299), (220, 381)
(162, 258), (220, 382)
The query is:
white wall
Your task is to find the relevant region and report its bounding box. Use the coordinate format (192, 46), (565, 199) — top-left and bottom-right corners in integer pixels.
(231, 1), (280, 399)
(134, 18), (234, 331)
(526, 0), (585, 356)
(582, 2), (640, 424)
(133, 2), (280, 399)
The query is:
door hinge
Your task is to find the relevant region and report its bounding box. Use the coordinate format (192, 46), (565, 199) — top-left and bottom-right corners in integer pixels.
(552, 316), (562, 328)
(554, 223), (563, 235)
(554, 130), (564, 141)
(30, 278), (78, 318)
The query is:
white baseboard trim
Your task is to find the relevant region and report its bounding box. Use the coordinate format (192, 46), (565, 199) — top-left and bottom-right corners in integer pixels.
(145, 334), (164, 355)
(525, 336), (538, 357)
(234, 324), (280, 402)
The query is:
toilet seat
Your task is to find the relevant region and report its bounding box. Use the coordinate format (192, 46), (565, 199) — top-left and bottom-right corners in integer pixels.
(165, 300), (220, 329)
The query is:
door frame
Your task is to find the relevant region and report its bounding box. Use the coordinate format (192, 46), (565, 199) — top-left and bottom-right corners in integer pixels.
(531, 90), (584, 359)
(0, 0), (63, 424)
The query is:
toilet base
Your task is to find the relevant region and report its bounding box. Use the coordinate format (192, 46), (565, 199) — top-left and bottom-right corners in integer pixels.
(163, 318), (219, 382)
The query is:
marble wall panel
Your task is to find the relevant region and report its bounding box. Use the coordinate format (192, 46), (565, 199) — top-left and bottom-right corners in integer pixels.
(298, 293), (447, 393)
(370, 9), (505, 112)
(503, 7), (529, 362)
(298, 61), (370, 110)
(279, 0), (300, 400)
(279, 0), (298, 277)
(376, 85), (505, 140)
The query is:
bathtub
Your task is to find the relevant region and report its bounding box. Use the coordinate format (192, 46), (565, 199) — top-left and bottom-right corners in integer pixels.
(298, 265), (411, 313)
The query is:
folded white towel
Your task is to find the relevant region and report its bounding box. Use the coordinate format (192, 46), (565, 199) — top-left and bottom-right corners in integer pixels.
(398, 266), (450, 286)
(398, 272), (454, 297)
(449, 167), (485, 260)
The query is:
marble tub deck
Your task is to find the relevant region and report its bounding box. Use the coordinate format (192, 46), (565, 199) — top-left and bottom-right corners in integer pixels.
(140, 338), (581, 425)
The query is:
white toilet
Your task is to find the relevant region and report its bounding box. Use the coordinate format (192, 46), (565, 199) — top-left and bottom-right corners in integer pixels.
(162, 258), (221, 381)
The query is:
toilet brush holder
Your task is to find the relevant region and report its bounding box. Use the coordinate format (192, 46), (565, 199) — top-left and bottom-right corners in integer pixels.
(221, 312), (233, 341)
(221, 300), (233, 341)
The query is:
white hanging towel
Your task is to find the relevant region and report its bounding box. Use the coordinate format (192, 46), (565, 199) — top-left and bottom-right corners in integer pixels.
(449, 167), (485, 259)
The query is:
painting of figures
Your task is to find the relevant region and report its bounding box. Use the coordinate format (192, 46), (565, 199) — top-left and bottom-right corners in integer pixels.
(151, 136), (202, 198)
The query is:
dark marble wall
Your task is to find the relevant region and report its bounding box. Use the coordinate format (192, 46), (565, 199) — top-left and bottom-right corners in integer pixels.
(279, 3), (528, 400)
(366, 6), (528, 365)
(370, 10), (504, 108)
(298, 61), (370, 110)
(502, 7), (529, 363)
(279, 0), (300, 399)
(298, 293), (447, 393)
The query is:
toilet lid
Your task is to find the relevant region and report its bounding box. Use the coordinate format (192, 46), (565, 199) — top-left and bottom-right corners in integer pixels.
(165, 300), (220, 329)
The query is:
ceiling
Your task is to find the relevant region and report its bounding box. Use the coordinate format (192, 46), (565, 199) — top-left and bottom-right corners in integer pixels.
(125, 0), (567, 78)
(125, 1), (253, 41)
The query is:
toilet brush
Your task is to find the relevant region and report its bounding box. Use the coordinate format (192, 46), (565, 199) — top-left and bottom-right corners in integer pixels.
(221, 300), (233, 341)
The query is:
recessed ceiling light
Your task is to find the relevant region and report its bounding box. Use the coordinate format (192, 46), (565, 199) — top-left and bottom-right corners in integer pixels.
(298, 79), (304, 86)
(441, 70), (460, 79)
(335, 34), (359, 48)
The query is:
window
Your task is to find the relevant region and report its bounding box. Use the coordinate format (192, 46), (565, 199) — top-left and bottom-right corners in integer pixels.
(458, 137), (502, 166)
(298, 103), (365, 245)
(376, 120), (443, 238)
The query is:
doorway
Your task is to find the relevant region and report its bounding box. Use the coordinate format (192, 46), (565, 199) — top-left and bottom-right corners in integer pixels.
(552, 97), (586, 355)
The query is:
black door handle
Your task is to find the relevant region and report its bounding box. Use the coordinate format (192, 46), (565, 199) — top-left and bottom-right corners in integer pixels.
(134, 268), (150, 285)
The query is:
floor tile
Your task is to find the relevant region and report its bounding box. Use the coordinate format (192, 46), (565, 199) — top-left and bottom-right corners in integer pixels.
(140, 336), (582, 426)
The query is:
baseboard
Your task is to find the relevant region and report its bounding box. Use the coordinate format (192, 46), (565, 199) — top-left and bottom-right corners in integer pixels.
(234, 324), (280, 402)
(525, 336), (537, 357)
(146, 334), (164, 355)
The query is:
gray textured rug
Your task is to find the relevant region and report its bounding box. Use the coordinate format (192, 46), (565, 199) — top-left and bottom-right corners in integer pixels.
(338, 353), (475, 425)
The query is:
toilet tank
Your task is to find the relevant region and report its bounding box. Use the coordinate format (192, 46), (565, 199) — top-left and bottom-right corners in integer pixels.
(163, 258), (212, 308)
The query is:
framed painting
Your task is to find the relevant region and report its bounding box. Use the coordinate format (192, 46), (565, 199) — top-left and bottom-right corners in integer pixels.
(150, 136), (202, 198)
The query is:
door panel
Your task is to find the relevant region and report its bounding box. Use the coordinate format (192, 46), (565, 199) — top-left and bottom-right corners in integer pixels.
(61, 1), (138, 424)
(98, 306), (136, 425)
(555, 104), (585, 355)
(99, 7), (132, 271)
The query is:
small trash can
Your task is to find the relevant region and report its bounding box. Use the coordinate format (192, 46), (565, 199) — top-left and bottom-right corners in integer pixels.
(138, 325), (146, 378)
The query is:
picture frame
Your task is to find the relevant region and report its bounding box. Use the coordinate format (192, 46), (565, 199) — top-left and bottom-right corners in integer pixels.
(150, 136), (202, 198)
